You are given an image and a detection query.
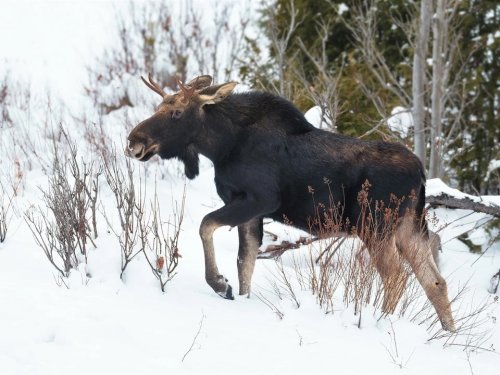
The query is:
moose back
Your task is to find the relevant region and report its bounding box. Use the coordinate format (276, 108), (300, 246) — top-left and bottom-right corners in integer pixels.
(126, 75), (455, 331)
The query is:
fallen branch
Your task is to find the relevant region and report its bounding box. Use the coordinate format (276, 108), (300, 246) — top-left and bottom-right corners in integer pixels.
(426, 194), (500, 218)
(258, 236), (318, 259)
(259, 190), (500, 260)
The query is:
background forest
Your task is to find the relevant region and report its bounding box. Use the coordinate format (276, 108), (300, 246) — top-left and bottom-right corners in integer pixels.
(253, 0), (499, 195)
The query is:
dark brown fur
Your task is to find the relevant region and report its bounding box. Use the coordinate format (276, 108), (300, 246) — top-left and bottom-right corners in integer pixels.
(127, 79), (455, 331)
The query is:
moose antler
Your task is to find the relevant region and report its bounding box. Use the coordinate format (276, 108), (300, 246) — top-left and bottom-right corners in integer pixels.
(141, 73), (168, 98)
(176, 77), (197, 103)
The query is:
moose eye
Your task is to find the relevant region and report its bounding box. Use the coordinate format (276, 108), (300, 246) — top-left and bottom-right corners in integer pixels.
(171, 109), (183, 119)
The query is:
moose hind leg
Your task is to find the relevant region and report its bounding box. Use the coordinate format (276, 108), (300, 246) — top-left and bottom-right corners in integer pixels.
(370, 236), (408, 315)
(237, 218), (262, 296)
(396, 218), (455, 331)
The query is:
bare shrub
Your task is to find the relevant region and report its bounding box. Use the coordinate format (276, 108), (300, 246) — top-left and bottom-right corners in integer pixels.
(0, 71), (47, 182)
(0, 205), (7, 243)
(261, 0), (303, 99)
(103, 152), (146, 279)
(79, 1), (255, 181)
(2, 94), (77, 204)
(0, 183), (15, 243)
(80, 115), (115, 167)
(308, 237), (349, 314)
(0, 75), (13, 128)
(294, 25), (344, 130)
(85, 0), (253, 116)
(255, 0), (342, 130)
(268, 240), (497, 352)
(0, 155), (21, 243)
(0, 72), (32, 129)
(25, 208), (71, 278)
(271, 257), (301, 308)
(263, 182), (427, 324)
(24, 128), (100, 277)
(264, 185), (497, 350)
(255, 290), (285, 320)
(289, 182), (407, 322)
(61, 130), (101, 243)
(382, 319), (416, 369)
(103, 151), (185, 285)
(140, 186), (186, 292)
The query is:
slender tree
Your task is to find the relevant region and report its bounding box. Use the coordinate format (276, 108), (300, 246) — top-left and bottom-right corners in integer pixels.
(412, 0), (431, 166)
(429, 0), (446, 179)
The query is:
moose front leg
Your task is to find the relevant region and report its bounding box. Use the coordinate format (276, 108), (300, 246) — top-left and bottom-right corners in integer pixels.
(237, 217), (263, 296)
(199, 196), (277, 300)
(199, 217), (234, 299)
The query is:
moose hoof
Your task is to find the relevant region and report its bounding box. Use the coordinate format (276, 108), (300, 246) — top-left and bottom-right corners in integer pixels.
(440, 318), (456, 332)
(210, 275), (234, 300)
(217, 284), (234, 300)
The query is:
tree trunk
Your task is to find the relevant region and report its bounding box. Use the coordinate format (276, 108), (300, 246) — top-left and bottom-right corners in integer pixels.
(429, 0), (446, 179)
(412, 0), (431, 168)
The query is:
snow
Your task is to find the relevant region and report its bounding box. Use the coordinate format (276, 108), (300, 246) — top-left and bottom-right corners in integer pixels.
(428, 178), (500, 206)
(304, 105), (332, 129)
(338, 3), (349, 15)
(2, 168), (499, 374)
(1, 1), (500, 374)
(427, 178), (470, 200)
(387, 106), (413, 138)
(0, 0), (116, 109)
(486, 159), (500, 183)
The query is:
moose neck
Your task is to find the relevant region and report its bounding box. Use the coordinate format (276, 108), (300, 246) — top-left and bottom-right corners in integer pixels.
(190, 98), (248, 164)
(190, 92), (313, 164)
(193, 110), (241, 164)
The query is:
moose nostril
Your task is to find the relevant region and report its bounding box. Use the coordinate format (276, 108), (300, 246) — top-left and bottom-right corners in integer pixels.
(125, 143), (145, 158)
(134, 144), (145, 158)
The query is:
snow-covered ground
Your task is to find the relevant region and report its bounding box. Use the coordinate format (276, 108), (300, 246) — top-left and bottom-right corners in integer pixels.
(1, 164), (499, 374)
(1, 1), (499, 374)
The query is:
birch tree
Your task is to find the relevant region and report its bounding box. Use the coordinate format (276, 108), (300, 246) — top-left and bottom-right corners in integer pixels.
(412, 0), (431, 166)
(428, 0), (446, 179)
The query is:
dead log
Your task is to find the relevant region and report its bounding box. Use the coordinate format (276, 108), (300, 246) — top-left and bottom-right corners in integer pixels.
(426, 194), (500, 218)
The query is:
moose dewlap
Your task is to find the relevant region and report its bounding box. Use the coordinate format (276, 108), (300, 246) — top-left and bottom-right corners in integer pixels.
(126, 74), (455, 332)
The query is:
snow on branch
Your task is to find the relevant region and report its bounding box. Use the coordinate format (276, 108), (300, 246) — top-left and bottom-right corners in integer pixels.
(426, 179), (500, 218)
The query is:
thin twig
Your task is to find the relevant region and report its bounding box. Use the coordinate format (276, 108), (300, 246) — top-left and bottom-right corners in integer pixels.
(181, 314), (206, 362)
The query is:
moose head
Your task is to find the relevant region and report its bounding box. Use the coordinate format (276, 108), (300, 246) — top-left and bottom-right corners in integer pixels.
(126, 74), (237, 178)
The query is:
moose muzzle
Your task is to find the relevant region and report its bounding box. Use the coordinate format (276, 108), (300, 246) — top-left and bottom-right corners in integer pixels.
(124, 141), (159, 161)
(124, 141), (144, 158)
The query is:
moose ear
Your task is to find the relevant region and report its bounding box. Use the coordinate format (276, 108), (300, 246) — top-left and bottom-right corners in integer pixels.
(198, 82), (237, 107)
(186, 75), (213, 90)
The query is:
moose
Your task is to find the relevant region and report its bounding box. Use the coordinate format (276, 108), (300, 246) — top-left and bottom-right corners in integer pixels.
(126, 74), (455, 331)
